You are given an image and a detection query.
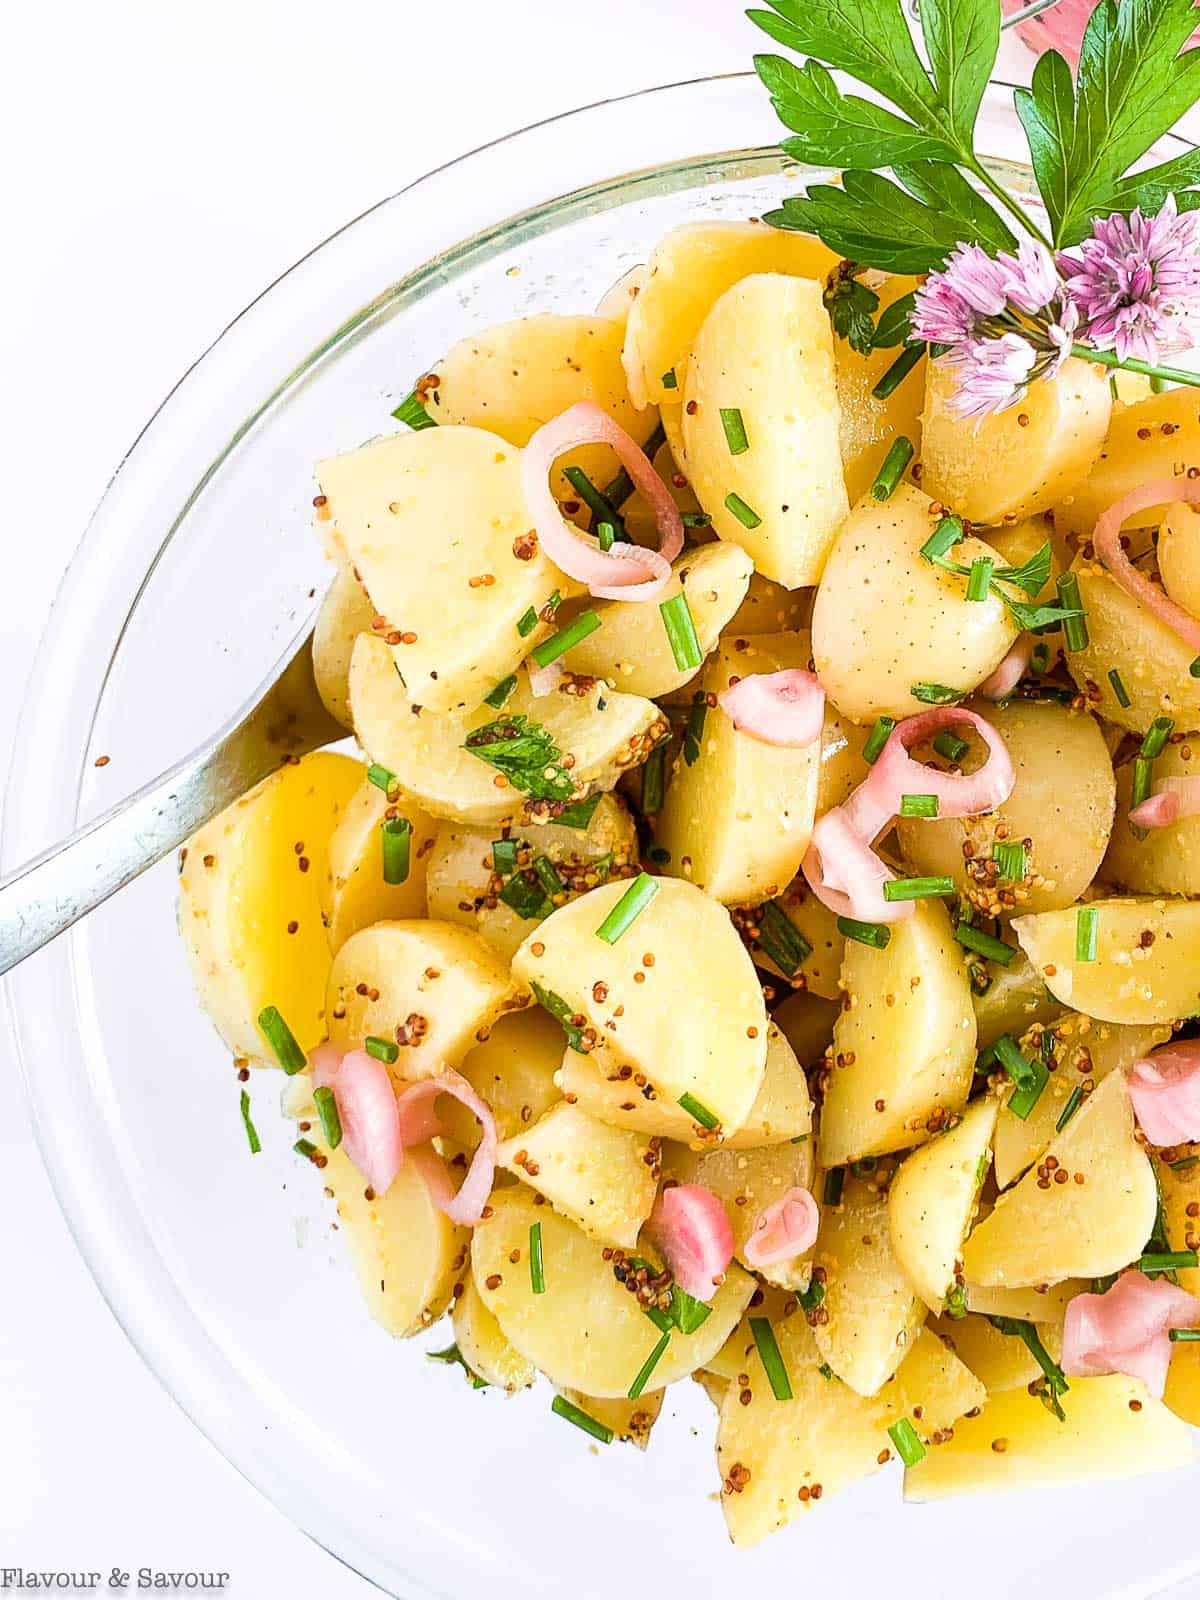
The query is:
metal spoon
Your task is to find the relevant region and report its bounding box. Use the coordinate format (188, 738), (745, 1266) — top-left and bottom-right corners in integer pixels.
(0, 624), (342, 977)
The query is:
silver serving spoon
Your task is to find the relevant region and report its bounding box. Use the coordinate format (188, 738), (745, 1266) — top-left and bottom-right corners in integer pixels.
(0, 623), (342, 977)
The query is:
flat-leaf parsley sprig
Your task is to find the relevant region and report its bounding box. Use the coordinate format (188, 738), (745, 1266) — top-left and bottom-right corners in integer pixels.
(751, 0), (1200, 414)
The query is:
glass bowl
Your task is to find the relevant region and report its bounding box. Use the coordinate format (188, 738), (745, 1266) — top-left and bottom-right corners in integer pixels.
(6, 71), (1200, 1600)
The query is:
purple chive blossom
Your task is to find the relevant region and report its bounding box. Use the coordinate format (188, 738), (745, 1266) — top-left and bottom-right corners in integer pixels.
(943, 334), (1037, 421)
(1059, 195), (1200, 364)
(911, 242), (1010, 343)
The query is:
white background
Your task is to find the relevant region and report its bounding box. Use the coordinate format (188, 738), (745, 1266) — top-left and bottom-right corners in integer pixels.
(0, 3), (1035, 1593)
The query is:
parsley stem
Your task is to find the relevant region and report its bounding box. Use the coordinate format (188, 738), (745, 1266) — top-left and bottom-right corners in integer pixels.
(1070, 345), (1200, 390)
(966, 157), (1055, 252)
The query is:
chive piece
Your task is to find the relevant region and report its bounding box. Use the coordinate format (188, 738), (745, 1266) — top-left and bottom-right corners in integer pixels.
(1191, 656), (1200, 679)
(933, 730), (968, 763)
(556, 792), (602, 830)
(797, 1278), (826, 1314)
(597, 520), (616, 552)
(870, 436), (914, 501)
(484, 674), (517, 709)
(920, 515), (963, 566)
(1056, 1084), (1085, 1132)
(529, 1221), (546, 1295)
(533, 855), (565, 898)
(823, 1167), (845, 1206)
(1075, 906), (1099, 963)
(382, 816), (412, 885)
(239, 1089), (261, 1154)
(641, 743), (668, 815)
(899, 793), (938, 818)
(1171, 1155), (1200, 1171)
(954, 920), (1017, 966)
(872, 342), (925, 400)
(1140, 1250), (1200, 1274)
(550, 1395), (613, 1445)
(679, 1092), (719, 1131)
(648, 846), (671, 865)
(757, 900), (812, 976)
(888, 1418), (926, 1468)
(530, 981), (585, 1052)
(530, 610), (601, 668)
(660, 592), (703, 672)
(1007, 1055), (1049, 1121)
(1030, 640), (1051, 675)
(993, 1034), (1034, 1084)
(985, 1317), (1069, 1417)
(1130, 754), (1154, 822)
(492, 838), (518, 873)
(392, 390), (436, 430)
(862, 716), (896, 765)
(661, 368), (679, 391)
(1142, 716), (1176, 760)
(817, 1362), (834, 1380)
(627, 1330), (671, 1400)
(1056, 572), (1089, 651)
(499, 872), (550, 920)
(1171, 1328), (1200, 1341)
(966, 557), (994, 603)
(367, 762), (397, 794)
(293, 1137), (318, 1160)
(517, 606), (538, 638)
(313, 1084), (343, 1149)
(257, 1006), (306, 1075)
(1092, 1273), (1117, 1295)
(595, 872), (659, 944)
(683, 696), (708, 766)
(365, 1035), (399, 1064)
(562, 466), (624, 536)
(720, 407), (750, 456)
(837, 915), (892, 949)
(683, 511), (713, 529)
(724, 491), (762, 529)
(992, 841), (1026, 881)
(883, 875), (954, 902)
(911, 682), (961, 705)
(749, 1318), (793, 1401)
(1108, 668), (1132, 709)
(427, 1343), (488, 1388)
(944, 1282), (967, 1319)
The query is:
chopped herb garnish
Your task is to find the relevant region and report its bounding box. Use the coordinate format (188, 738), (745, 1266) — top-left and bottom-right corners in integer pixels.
(823, 1167), (845, 1206)
(684, 696), (707, 766)
(1143, 716), (1176, 760)
(661, 368), (679, 391)
(1030, 640), (1051, 675)
(683, 511), (713, 529)
(367, 762), (397, 794)
(678, 1092), (719, 1131)
(862, 715), (896, 765)
(1170, 1155), (1200, 1172)
(484, 674), (517, 709)
(933, 730), (969, 764)
(1170, 1328), (1200, 1341)
(954, 920), (1017, 966)
(562, 465), (625, 539)
(1192, 656), (1200, 679)
(239, 1089), (261, 1154)
(627, 1329), (671, 1399)
(530, 981), (585, 1052)
(720, 407), (750, 456)
(597, 520), (616, 552)
(516, 606), (538, 638)
(883, 875), (954, 902)
(531, 610), (601, 668)
(382, 816), (412, 885)
(365, 1035), (399, 1064)
(1140, 1249), (1199, 1274)
(1108, 668), (1132, 708)
(392, 391), (436, 430)
(987, 1317), (1069, 1418)
(1056, 572), (1089, 651)
(492, 838), (518, 873)
(944, 1282), (967, 1319)
(993, 543), (1053, 599)
(1056, 1084), (1085, 1132)
(888, 1418), (926, 1468)
(724, 491), (762, 529)
(641, 743), (668, 815)
(911, 683), (961, 705)
(648, 846), (671, 865)
(1130, 754), (1154, 830)
(533, 855), (565, 898)
(966, 557), (994, 603)
(313, 1084), (343, 1149)
(870, 435), (914, 501)
(557, 792), (602, 830)
(872, 342), (925, 400)
(1075, 906), (1099, 963)
(797, 1278), (826, 1314)
(603, 422), (665, 511)
(293, 1137), (318, 1160)
(463, 715), (575, 803)
(920, 516), (963, 566)
(750, 1318), (793, 1401)
(757, 899), (813, 976)
(992, 841), (1026, 882)
(1007, 1055), (1049, 1121)
(530, 1221), (546, 1295)
(660, 592), (703, 672)
(596, 872), (659, 944)
(500, 872), (551, 921)
(257, 1005), (306, 1075)
(817, 1362), (834, 1380)
(427, 1344), (488, 1389)
(837, 915), (891, 949)
(899, 793), (938, 818)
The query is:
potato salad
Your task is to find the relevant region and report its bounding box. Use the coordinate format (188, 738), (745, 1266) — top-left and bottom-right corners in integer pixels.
(178, 216), (1200, 1546)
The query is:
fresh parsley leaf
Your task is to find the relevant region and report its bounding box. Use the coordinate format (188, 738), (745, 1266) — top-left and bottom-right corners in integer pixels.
(823, 262), (880, 353)
(756, 55), (955, 169)
(892, 161), (1017, 251)
(992, 540), (1053, 598)
(1001, 597), (1085, 631)
(921, 0), (1001, 152)
(872, 290), (919, 348)
(462, 714), (576, 803)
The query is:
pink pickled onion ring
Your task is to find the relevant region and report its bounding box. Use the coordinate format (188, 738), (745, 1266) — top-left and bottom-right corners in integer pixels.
(803, 807), (904, 923)
(393, 1070), (498, 1226)
(1129, 789), (1181, 830)
(718, 669), (825, 747)
(1159, 774), (1200, 818)
(979, 634), (1034, 701)
(1093, 480), (1200, 655)
(527, 659), (563, 697)
(522, 402), (683, 601)
(742, 1187), (820, 1269)
(650, 1183), (734, 1302)
(867, 708), (1016, 821)
(1128, 1042), (1200, 1147)
(312, 1045), (405, 1197)
(1062, 1269), (1200, 1399)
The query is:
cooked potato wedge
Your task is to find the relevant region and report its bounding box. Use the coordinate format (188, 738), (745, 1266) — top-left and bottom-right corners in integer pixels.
(320, 776), (438, 953)
(1163, 1329), (1200, 1427)
(312, 565), (375, 728)
(1105, 742), (1200, 897)
(836, 273), (925, 502)
(963, 1280), (1085, 1322)
(665, 1132), (814, 1290)
(452, 1276), (535, 1391)
(1053, 388), (1200, 541)
(558, 1388), (663, 1449)
(1156, 1146), (1200, 1298)
(772, 991), (839, 1069)
(764, 887), (846, 1001)
(595, 264), (648, 326)
(972, 948), (1065, 1051)
(815, 704), (870, 815)
(497, 1102), (658, 1248)
(930, 1311), (1047, 1393)
(1157, 500), (1200, 617)
(179, 750), (362, 1062)
(724, 572), (812, 636)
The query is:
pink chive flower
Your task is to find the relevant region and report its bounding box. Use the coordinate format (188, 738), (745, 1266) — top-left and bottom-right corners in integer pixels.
(943, 333), (1037, 419)
(1060, 195), (1200, 364)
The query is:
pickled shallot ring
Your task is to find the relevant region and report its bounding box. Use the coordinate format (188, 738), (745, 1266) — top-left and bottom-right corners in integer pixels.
(650, 1183), (734, 1303)
(978, 634), (1034, 702)
(802, 808), (910, 925)
(1092, 479), (1200, 654)
(1128, 1041), (1200, 1148)
(522, 402), (683, 601)
(311, 1043), (405, 1197)
(717, 669), (825, 747)
(1129, 789), (1180, 830)
(861, 707), (1016, 822)
(742, 1187), (820, 1269)
(1157, 773), (1200, 819)
(393, 1069), (498, 1226)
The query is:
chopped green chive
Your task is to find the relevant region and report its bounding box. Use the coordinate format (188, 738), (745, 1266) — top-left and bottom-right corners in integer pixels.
(817, 1362), (834, 1380)
(993, 1034), (1033, 1083)
(992, 841), (1026, 882)
(944, 1282), (967, 1319)
(837, 916), (891, 949)
(530, 610), (601, 668)
(966, 557), (994, 603)
(1171, 1155), (1200, 1171)
(883, 875), (954, 902)
(597, 520), (616, 552)
(382, 816), (412, 884)
(870, 436), (914, 501)
(684, 697), (708, 766)
(427, 1344), (487, 1388)
(749, 1319), (793, 1401)
(1030, 640), (1051, 675)
(851, 1156), (878, 1178)
(313, 1084), (343, 1149)
(1056, 572), (1089, 651)
(757, 900), (812, 976)
(533, 855), (565, 898)
(682, 511), (713, 529)
(551, 1395), (613, 1444)
(1075, 906), (1099, 963)
(797, 1278), (826, 1314)
(911, 683), (961, 705)
(888, 1418), (926, 1468)
(872, 342), (925, 400)
(595, 872), (659, 944)
(1007, 1056), (1049, 1121)
(529, 1221), (546, 1295)
(1056, 1084), (1085, 1132)
(661, 368), (679, 391)
(823, 1167), (845, 1206)
(239, 1089), (261, 1154)
(257, 1005), (306, 1074)
(899, 793), (938, 818)
(641, 743), (668, 814)
(484, 674), (517, 709)
(1130, 754), (1154, 827)
(1170, 1328), (1200, 1341)
(365, 1035), (399, 1064)
(660, 592), (703, 673)
(862, 716), (896, 765)
(1191, 656), (1200, 679)
(392, 391), (436, 430)
(1140, 1250), (1199, 1274)
(954, 920), (1017, 966)
(1108, 668), (1132, 708)
(933, 730), (968, 763)
(720, 407), (750, 456)
(986, 1317), (1069, 1417)
(499, 872), (550, 920)
(920, 515), (963, 566)
(530, 981), (585, 1052)
(556, 792), (602, 830)
(562, 466), (624, 537)
(293, 1137), (318, 1160)
(1143, 716), (1176, 760)
(517, 606), (538, 638)
(492, 838), (518, 873)
(724, 491), (761, 529)
(627, 1329), (671, 1399)
(679, 1092), (719, 1131)
(367, 762), (397, 794)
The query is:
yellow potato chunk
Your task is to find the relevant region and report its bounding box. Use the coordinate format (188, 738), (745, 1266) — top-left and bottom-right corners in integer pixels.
(963, 1068), (1155, 1286)
(820, 899), (976, 1167)
(921, 356), (1111, 524)
(1163, 1332), (1200, 1427)
(326, 920), (526, 1080)
(558, 1389), (663, 1449)
(1053, 388), (1200, 541)
(1156, 1146), (1200, 1298)
(497, 1102), (658, 1248)
(312, 565), (374, 728)
(595, 264), (648, 326)
(621, 221), (838, 409)
(452, 1276), (535, 1391)
(653, 632), (820, 905)
(179, 750), (362, 1062)
(320, 776), (437, 953)
(1157, 500), (1200, 616)
(972, 948), (1065, 1051)
(438, 1007), (564, 1150)
(724, 571), (812, 636)
(683, 274), (848, 587)
(930, 1311), (1048, 1393)
(815, 703), (870, 814)
(513, 877), (766, 1136)
(766, 887), (846, 1001)
(1106, 742), (1200, 897)
(963, 1280), (1085, 1322)
(772, 991), (839, 1068)
(811, 483), (1017, 725)
(836, 273), (925, 502)
(349, 633), (664, 827)
(1013, 896), (1200, 1023)
(472, 1187), (754, 1396)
